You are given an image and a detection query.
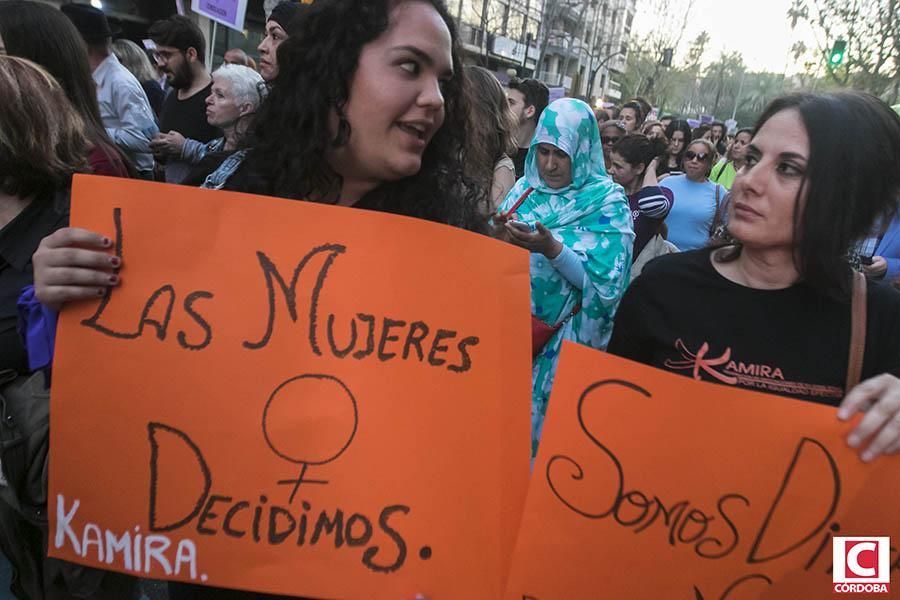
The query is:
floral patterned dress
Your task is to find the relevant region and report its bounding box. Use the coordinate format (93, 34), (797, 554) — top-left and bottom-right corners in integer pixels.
(496, 98), (635, 454)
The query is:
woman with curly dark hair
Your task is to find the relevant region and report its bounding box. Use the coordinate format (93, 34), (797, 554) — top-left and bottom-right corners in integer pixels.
(27, 3), (486, 596)
(33, 0), (488, 314)
(200, 0), (486, 232)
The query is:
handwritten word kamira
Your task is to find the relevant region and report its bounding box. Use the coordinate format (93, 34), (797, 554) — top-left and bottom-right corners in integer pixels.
(81, 208), (480, 373)
(55, 494), (202, 581)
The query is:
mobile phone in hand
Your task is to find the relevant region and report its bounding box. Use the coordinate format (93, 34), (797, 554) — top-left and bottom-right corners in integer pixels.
(508, 220), (535, 232)
(860, 255), (874, 265)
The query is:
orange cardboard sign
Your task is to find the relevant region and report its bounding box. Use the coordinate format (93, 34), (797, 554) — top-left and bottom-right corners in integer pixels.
(505, 343), (900, 599)
(48, 176), (532, 599)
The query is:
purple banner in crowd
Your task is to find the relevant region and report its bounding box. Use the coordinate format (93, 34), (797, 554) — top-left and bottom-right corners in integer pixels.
(191, 0), (248, 31)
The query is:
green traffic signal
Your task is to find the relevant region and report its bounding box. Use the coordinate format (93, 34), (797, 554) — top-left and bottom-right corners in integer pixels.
(829, 40), (846, 65)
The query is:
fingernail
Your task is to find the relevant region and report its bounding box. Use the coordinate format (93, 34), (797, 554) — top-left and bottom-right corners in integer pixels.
(837, 410), (849, 420)
(110, 256), (121, 267)
(848, 435), (860, 447)
(101, 237), (111, 247)
(109, 275), (119, 284)
(96, 288), (105, 296)
(861, 450), (874, 462)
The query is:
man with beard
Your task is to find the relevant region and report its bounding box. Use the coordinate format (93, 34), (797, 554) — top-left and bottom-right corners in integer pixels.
(148, 15), (218, 183)
(505, 77), (549, 179)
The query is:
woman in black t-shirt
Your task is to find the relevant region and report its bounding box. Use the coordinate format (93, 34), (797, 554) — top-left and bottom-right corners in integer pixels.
(609, 91), (900, 464)
(32, 0), (486, 308)
(27, 2), (486, 598)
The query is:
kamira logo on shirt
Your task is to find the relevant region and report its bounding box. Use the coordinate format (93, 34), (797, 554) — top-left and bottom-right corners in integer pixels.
(665, 339), (785, 383)
(665, 339), (842, 399)
(724, 361), (785, 380)
(664, 339), (738, 384)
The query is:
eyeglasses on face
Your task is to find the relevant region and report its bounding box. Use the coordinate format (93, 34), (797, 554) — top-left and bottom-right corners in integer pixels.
(153, 49), (183, 62)
(601, 136), (622, 145)
(684, 150), (709, 162)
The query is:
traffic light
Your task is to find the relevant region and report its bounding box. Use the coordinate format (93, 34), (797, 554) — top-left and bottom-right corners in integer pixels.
(829, 40), (847, 65)
(660, 48), (674, 68)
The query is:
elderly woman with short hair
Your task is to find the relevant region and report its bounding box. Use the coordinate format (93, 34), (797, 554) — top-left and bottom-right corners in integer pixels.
(149, 64), (264, 178)
(155, 64), (266, 167)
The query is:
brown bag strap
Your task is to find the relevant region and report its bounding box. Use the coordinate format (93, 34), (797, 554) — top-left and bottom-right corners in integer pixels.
(709, 185), (724, 237)
(846, 271), (867, 391)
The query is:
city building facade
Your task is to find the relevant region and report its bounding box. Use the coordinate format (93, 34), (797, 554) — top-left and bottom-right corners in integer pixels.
(449, 0), (635, 101)
(47, 0), (635, 102)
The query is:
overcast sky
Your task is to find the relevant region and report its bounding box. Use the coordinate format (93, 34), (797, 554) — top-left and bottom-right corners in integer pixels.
(632, 0), (822, 74)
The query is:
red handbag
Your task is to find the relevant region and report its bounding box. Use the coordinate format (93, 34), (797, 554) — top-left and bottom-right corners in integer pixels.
(532, 305), (581, 357)
(531, 316), (559, 357)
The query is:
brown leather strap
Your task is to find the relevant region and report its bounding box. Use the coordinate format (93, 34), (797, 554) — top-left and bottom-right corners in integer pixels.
(846, 271), (867, 391)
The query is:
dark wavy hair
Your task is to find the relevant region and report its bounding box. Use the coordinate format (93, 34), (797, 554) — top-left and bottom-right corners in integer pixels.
(0, 0), (132, 176)
(718, 92), (900, 299)
(657, 118), (693, 175)
(612, 133), (667, 170)
(691, 124), (711, 141)
(234, 0), (486, 231)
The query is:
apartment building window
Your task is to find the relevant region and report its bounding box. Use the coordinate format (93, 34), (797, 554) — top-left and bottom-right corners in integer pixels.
(525, 16), (539, 40)
(507, 9), (524, 39)
(488, 1), (508, 34)
(461, 1), (480, 25)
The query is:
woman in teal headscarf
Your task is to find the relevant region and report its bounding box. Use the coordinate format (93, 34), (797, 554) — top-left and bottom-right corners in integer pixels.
(493, 97), (634, 454)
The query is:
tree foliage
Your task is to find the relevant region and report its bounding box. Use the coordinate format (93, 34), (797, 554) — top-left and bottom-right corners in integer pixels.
(791, 0), (899, 102)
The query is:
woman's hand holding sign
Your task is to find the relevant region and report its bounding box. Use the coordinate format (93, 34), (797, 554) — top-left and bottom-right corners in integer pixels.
(839, 373), (900, 462)
(32, 227), (120, 311)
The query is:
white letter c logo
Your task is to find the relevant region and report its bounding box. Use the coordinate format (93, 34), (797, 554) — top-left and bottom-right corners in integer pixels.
(848, 542), (877, 577)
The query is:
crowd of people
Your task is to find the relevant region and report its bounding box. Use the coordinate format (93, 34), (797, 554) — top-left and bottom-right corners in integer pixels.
(1, 0), (900, 598)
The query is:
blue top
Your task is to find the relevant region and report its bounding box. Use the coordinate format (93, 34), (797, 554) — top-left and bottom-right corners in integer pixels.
(660, 175), (721, 251)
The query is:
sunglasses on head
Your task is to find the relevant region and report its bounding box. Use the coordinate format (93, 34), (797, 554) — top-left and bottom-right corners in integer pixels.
(684, 150), (709, 162)
(602, 136), (622, 145)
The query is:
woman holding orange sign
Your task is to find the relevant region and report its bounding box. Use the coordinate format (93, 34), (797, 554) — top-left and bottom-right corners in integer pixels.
(26, 0), (485, 599)
(609, 91), (900, 463)
(32, 0), (485, 307)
